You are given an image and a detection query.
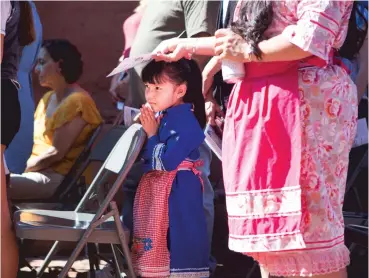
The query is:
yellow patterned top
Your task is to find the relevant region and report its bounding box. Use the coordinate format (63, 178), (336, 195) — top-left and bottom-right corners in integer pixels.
(30, 91), (103, 175)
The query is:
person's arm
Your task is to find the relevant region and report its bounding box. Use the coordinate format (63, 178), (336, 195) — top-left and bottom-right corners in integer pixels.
(256, 34), (312, 62)
(217, 1), (353, 64)
(0, 0), (11, 64)
(140, 107), (205, 172)
(153, 36), (216, 62)
(191, 33), (214, 72)
(258, 1), (353, 63)
(25, 116), (87, 172)
(182, 0), (220, 70)
(158, 1), (353, 66)
(152, 0), (219, 61)
(355, 35), (368, 100)
(202, 56), (222, 97)
(143, 130), (204, 172)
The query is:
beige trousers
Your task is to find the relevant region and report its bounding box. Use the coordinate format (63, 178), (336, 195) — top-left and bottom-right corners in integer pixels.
(8, 168), (64, 200)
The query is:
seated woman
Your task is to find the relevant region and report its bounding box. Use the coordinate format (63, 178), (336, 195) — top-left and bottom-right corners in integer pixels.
(8, 39), (103, 200)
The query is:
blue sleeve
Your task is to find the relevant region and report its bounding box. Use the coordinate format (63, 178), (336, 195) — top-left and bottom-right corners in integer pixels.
(142, 129), (205, 172)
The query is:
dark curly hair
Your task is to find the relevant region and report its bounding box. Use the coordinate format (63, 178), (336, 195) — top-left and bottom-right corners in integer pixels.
(42, 39), (83, 84)
(231, 1), (273, 60)
(142, 58), (206, 129)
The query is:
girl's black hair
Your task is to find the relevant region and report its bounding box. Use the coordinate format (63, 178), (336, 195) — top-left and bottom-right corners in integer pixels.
(339, 1), (368, 60)
(231, 1), (273, 60)
(141, 58), (206, 129)
(42, 39), (83, 84)
(18, 1), (36, 46)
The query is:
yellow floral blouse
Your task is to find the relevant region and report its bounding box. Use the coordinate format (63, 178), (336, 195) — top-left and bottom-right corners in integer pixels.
(30, 91), (103, 175)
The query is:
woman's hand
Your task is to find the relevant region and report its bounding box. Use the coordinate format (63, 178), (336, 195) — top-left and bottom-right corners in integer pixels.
(140, 105), (161, 137)
(215, 29), (250, 63)
(205, 94), (224, 126)
(25, 157), (37, 172)
(152, 38), (192, 62)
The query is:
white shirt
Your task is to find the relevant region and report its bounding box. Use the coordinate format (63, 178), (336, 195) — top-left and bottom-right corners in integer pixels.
(1, 0), (11, 35)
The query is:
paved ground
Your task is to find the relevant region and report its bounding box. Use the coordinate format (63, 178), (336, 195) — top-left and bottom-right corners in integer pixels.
(18, 199), (367, 278)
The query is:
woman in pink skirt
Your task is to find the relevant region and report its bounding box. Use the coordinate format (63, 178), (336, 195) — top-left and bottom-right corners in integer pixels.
(152, 1), (358, 277)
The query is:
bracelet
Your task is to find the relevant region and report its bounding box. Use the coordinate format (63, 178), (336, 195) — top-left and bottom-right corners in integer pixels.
(187, 45), (197, 60)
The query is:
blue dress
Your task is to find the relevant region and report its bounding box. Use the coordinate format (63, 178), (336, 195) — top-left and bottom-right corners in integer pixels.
(140, 103), (210, 277)
(5, 1), (42, 173)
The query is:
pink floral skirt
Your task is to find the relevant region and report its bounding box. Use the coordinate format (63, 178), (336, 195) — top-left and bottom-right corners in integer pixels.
(247, 244), (350, 277)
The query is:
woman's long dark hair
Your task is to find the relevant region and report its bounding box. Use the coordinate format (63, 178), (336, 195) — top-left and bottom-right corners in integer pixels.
(339, 1), (368, 60)
(141, 58), (206, 129)
(18, 1), (36, 46)
(231, 1), (273, 60)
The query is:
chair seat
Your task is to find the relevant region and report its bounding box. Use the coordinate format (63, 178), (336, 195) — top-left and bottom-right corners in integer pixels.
(14, 210), (130, 245)
(343, 211), (368, 225)
(14, 203), (63, 211)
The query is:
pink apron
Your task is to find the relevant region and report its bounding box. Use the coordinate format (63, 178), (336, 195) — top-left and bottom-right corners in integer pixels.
(132, 160), (203, 277)
(222, 55), (336, 253)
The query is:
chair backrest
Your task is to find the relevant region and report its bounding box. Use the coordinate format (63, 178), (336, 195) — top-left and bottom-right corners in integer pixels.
(57, 125), (127, 202)
(50, 124), (102, 200)
(89, 125), (128, 162)
(75, 123), (146, 212)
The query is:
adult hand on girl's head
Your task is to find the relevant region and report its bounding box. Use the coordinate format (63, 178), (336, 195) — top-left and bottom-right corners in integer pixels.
(215, 29), (250, 63)
(152, 38), (191, 62)
(140, 105), (161, 138)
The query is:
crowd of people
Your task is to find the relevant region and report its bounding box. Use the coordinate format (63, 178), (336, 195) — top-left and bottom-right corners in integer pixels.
(1, 1), (368, 278)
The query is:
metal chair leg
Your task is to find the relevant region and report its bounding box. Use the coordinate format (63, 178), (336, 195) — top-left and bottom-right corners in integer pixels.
(36, 241), (60, 277)
(87, 244), (96, 278)
(111, 244), (125, 278)
(58, 210), (116, 278)
(111, 202), (136, 278)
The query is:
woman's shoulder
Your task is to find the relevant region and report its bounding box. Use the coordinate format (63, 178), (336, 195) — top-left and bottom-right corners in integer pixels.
(62, 90), (98, 109)
(48, 90), (102, 131)
(65, 91), (101, 115)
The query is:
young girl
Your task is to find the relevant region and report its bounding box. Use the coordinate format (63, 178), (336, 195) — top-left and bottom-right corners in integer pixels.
(132, 58), (209, 278)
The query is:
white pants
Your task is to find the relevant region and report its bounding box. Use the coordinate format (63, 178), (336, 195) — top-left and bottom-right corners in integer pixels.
(8, 168), (64, 200)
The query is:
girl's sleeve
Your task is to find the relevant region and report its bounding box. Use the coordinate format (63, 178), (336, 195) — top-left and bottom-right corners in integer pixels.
(282, 0), (353, 62)
(142, 128), (205, 172)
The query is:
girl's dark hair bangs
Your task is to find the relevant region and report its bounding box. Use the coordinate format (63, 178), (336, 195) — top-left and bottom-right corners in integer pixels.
(142, 61), (168, 84)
